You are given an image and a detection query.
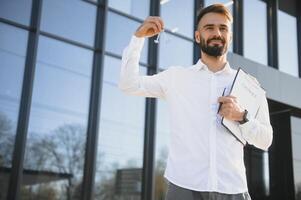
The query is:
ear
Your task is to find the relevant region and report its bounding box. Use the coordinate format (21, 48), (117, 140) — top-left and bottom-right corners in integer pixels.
(195, 30), (200, 44)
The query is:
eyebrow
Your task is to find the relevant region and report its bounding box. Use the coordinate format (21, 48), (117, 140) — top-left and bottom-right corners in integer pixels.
(203, 24), (229, 28)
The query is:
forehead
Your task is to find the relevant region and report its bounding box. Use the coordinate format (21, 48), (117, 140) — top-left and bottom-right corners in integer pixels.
(199, 12), (231, 27)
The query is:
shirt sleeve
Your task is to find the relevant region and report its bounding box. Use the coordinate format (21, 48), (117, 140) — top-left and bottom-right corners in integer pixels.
(118, 35), (171, 99)
(239, 94), (273, 151)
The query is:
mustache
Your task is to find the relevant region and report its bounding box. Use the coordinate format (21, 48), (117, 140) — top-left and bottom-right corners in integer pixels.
(207, 36), (225, 45)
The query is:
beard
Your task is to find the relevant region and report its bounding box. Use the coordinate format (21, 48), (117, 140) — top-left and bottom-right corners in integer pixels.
(199, 36), (228, 57)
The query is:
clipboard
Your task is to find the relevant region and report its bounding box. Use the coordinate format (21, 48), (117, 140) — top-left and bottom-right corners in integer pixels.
(221, 68), (266, 145)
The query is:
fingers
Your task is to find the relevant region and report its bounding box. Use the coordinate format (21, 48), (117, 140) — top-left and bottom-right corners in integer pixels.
(146, 16), (164, 30)
(218, 95), (237, 103)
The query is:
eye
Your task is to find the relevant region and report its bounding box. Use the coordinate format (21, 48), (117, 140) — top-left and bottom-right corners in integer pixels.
(220, 27), (228, 32)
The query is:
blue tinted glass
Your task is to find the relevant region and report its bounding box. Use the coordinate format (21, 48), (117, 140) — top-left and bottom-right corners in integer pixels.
(41, 0), (97, 46)
(21, 36), (93, 198)
(109, 0), (150, 19)
(159, 33), (193, 69)
(160, 0), (194, 38)
(0, 0), (32, 25)
(95, 55), (146, 199)
(0, 23), (28, 198)
(106, 12), (148, 63)
(277, 10), (299, 77)
(243, 0), (267, 65)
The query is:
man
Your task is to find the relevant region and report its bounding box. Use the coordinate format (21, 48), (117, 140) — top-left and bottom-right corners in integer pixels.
(119, 4), (273, 200)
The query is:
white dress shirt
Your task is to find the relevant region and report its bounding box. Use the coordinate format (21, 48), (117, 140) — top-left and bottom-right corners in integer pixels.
(118, 35), (273, 194)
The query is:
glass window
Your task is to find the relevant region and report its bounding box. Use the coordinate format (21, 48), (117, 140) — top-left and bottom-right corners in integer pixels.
(291, 117), (301, 200)
(0, 23), (28, 199)
(158, 33), (193, 69)
(94, 55), (146, 200)
(160, 0), (194, 38)
(204, 0), (233, 52)
(154, 99), (170, 200)
(41, 0), (97, 46)
(0, 0), (32, 26)
(109, 0), (150, 20)
(106, 11), (148, 63)
(277, 10), (299, 77)
(21, 36), (93, 199)
(243, 0), (267, 65)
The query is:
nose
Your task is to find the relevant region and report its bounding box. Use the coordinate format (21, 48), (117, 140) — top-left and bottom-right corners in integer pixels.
(212, 27), (222, 37)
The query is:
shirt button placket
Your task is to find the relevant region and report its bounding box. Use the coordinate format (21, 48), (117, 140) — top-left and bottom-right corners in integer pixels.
(209, 73), (218, 190)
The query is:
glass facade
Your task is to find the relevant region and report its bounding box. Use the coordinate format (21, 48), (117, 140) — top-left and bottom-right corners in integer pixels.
(21, 36), (93, 199)
(0, 22), (28, 199)
(277, 10), (299, 77)
(0, 0), (32, 26)
(243, 0), (267, 65)
(94, 55), (146, 200)
(160, 0), (194, 38)
(0, 0), (300, 200)
(40, 0), (97, 46)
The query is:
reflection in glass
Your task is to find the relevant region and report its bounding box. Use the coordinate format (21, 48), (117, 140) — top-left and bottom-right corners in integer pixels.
(291, 117), (301, 200)
(204, 0), (233, 52)
(105, 12), (148, 63)
(277, 10), (299, 77)
(0, 23), (28, 199)
(154, 99), (170, 200)
(41, 0), (97, 46)
(94, 55), (146, 200)
(109, 0), (149, 20)
(160, 0), (194, 38)
(243, 0), (267, 65)
(21, 36), (93, 199)
(158, 32), (193, 69)
(0, 0), (32, 26)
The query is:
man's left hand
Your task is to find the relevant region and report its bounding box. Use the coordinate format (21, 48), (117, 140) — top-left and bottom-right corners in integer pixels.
(218, 95), (244, 122)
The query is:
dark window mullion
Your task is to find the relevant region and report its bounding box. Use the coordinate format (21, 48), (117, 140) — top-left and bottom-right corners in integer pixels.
(233, 0), (243, 55)
(297, 0), (301, 78)
(193, 0), (204, 63)
(142, 1), (160, 200)
(267, 0), (279, 69)
(80, 0), (108, 200)
(6, 0), (42, 200)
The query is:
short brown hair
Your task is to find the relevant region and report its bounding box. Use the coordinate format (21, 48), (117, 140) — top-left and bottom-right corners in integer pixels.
(196, 4), (233, 27)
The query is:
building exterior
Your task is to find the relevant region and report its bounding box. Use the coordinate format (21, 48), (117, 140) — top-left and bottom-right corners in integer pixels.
(0, 0), (300, 200)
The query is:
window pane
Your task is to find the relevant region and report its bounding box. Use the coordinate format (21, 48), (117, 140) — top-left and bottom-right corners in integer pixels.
(21, 36), (93, 199)
(109, 0), (150, 20)
(291, 117), (301, 199)
(243, 0), (267, 65)
(160, 0), (194, 38)
(154, 99), (170, 200)
(41, 0), (97, 46)
(204, 0), (233, 52)
(0, 0), (32, 26)
(0, 23), (28, 199)
(94, 55), (146, 200)
(277, 10), (298, 77)
(158, 33), (193, 69)
(106, 12), (148, 63)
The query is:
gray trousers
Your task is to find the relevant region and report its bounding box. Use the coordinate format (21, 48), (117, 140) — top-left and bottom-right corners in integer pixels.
(165, 182), (252, 200)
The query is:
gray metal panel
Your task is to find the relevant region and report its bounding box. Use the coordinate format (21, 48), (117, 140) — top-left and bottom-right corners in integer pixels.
(228, 52), (301, 110)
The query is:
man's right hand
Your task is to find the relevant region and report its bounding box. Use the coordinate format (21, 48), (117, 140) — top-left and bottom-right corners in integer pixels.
(135, 16), (164, 38)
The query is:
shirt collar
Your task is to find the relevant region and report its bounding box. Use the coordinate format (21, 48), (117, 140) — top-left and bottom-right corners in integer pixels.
(194, 59), (232, 75)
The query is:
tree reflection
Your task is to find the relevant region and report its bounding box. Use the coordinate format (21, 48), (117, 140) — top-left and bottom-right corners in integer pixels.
(21, 123), (86, 200)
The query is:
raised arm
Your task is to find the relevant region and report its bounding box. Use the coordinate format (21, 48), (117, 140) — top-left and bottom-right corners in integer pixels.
(118, 16), (172, 99)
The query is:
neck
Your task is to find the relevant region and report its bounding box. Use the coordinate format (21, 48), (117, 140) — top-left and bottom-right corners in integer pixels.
(200, 52), (227, 73)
